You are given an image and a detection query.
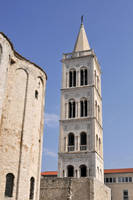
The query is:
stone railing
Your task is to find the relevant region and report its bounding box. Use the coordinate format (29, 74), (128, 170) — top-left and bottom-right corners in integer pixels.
(68, 145), (75, 152)
(80, 145), (87, 151)
(63, 49), (93, 59)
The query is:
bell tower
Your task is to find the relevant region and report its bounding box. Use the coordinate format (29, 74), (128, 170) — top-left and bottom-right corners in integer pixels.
(58, 19), (104, 182)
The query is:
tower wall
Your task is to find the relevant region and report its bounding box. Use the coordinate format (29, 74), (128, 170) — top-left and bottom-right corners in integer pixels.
(0, 33), (47, 200)
(58, 49), (104, 182)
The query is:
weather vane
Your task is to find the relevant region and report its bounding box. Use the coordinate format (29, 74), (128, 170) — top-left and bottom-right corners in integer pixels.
(81, 15), (84, 24)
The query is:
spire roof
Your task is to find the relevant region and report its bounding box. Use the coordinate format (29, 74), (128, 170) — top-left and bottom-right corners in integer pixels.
(73, 18), (90, 52)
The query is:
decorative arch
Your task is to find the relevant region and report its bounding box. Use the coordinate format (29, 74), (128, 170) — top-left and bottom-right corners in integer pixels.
(80, 67), (88, 86)
(68, 99), (76, 118)
(80, 165), (87, 177)
(5, 173), (14, 197)
(67, 165), (74, 177)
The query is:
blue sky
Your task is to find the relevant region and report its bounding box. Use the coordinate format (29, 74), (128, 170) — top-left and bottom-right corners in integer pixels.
(1, 0), (133, 171)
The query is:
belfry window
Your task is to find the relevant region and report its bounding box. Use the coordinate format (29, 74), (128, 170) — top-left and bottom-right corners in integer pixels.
(80, 98), (88, 117)
(5, 173), (14, 197)
(69, 99), (76, 118)
(69, 69), (76, 87)
(80, 132), (87, 151)
(68, 133), (75, 151)
(29, 177), (35, 200)
(80, 68), (88, 86)
(80, 165), (87, 177)
(67, 165), (74, 177)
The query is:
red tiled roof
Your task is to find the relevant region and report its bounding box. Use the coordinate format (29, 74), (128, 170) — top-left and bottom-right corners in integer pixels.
(41, 171), (58, 176)
(104, 168), (133, 174)
(41, 168), (133, 176)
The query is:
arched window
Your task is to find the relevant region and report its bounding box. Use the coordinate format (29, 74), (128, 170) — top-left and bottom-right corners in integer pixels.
(5, 173), (14, 197)
(35, 90), (38, 99)
(80, 68), (88, 86)
(80, 132), (87, 151)
(68, 133), (75, 151)
(80, 98), (88, 117)
(69, 99), (76, 118)
(29, 177), (35, 200)
(80, 165), (87, 177)
(67, 165), (74, 177)
(69, 69), (76, 87)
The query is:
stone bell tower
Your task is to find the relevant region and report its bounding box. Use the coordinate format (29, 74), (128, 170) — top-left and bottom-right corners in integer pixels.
(58, 19), (104, 182)
(0, 33), (47, 200)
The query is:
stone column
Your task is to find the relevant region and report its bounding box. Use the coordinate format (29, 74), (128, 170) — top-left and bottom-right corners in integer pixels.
(66, 72), (68, 88)
(77, 70), (79, 86)
(76, 102), (78, 118)
(77, 169), (80, 178)
(78, 135), (80, 151)
(66, 136), (68, 152)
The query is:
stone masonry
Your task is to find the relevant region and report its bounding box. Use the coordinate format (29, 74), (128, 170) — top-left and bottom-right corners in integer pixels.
(40, 177), (111, 200)
(0, 33), (47, 200)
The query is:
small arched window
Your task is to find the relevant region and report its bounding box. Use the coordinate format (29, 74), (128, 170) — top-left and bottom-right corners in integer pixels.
(80, 68), (88, 86)
(69, 99), (76, 118)
(80, 98), (88, 117)
(69, 69), (76, 87)
(80, 165), (87, 177)
(67, 165), (74, 177)
(35, 90), (38, 99)
(29, 177), (35, 200)
(80, 132), (87, 151)
(5, 173), (14, 197)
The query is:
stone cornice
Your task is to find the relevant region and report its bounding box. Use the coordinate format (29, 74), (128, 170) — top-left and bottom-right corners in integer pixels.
(60, 117), (103, 129)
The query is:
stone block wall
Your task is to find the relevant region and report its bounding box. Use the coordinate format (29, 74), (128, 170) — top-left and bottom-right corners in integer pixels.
(40, 177), (111, 200)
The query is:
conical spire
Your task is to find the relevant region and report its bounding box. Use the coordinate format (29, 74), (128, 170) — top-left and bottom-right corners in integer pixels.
(74, 17), (90, 52)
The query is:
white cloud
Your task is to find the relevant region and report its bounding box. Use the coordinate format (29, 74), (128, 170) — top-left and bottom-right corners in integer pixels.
(44, 148), (57, 158)
(44, 113), (59, 127)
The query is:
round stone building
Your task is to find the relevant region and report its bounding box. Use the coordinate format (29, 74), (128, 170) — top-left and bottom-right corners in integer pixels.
(0, 33), (47, 200)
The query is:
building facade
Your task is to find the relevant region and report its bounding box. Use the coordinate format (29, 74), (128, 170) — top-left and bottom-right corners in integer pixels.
(104, 168), (133, 200)
(58, 20), (104, 182)
(0, 33), (47, 200)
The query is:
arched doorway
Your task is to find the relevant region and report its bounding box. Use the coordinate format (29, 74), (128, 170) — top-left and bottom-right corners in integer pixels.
(67, 165), (74, 177)
(80, 165), (87, 177)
